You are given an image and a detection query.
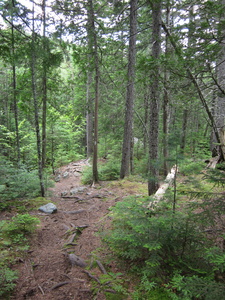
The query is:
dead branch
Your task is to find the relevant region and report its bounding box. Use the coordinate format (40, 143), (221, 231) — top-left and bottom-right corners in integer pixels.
(38, 284), (45, 295)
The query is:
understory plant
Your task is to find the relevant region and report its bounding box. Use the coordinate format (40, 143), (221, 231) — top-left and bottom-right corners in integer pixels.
(0, 156), (53, 211)
(104, 186), (225, 299)
(82, 158), (120, 184)
(0, 213), (40, 298)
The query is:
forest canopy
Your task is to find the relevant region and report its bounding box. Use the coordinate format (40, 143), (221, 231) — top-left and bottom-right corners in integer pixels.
(0, 0), (225, 193)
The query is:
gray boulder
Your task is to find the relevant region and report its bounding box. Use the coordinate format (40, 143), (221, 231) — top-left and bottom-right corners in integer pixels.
(70, 186), (86, 195)
(38, 203), (57, 214)
(63, 171), (69, 178)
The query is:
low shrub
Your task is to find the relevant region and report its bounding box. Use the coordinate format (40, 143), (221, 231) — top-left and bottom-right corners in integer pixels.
(104, 194), (225, 299)
(0, 213), (40, 298)
(0, 265), (18, 298)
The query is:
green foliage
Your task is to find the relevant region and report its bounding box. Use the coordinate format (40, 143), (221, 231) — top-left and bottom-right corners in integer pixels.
(0, 157), (41, 203)
(82, 159), (120, 184)
(104, 188), (225, 298)
(179, 159), (205, 176)
(167, 274), (225, 300)
(91, 271), (128, 300)
(0, 213), (40, 298)
(0, 214), (40, 245)
(0, 265), (18, 298)
(0, 156), (53, 211)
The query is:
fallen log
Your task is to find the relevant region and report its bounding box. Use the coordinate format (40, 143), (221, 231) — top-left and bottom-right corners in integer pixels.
(147, 165), (177, 209)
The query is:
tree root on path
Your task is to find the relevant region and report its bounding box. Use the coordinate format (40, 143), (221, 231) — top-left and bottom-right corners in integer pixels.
(50, 281), (70, 290)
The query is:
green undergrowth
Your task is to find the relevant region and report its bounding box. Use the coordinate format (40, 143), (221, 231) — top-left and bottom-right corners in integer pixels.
(0, 213), (40, 298)
(81, 159), (121, 185)
(0, 157), (54, 211)
(101, 165), (225, 299)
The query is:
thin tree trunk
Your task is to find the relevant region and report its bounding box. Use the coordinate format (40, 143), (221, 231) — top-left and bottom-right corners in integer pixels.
(120, 0), (138, 179)
(31, 4), (45, 197)
(41, 0), (47, 169)
(11, 0), (20, 165)
(180, 109), (188, 154)
(162, 1), (171, 176)
(87, 0), (99, 184)
(86, 2), (94, 158)
(86, 70), (94, 158)
(144, 89), (149, 154)
(148, 0), (162, 195)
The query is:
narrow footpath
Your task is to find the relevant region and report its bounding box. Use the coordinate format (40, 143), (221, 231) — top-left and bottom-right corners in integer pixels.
(12, 160), (145, 300)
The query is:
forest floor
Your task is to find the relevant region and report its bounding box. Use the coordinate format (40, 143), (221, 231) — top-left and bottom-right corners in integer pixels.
(10, 159), (148, 300)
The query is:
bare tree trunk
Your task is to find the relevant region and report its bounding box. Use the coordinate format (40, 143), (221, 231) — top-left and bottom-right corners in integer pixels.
(11, 0), (20, 165)
(87, 0), (99, 184)
(31, 4), (45, 197)
(148, 0), (162, 195)
(86, 2), (94, 158)
(162, 1), (171, 176)
(180, 109), (188, 154)
(144, 89), (149, 154)
(86, 70), (94, 158)
(41, 0), (47, 169)
(212, 0), (225, 160)
(120, 0), (137, 179)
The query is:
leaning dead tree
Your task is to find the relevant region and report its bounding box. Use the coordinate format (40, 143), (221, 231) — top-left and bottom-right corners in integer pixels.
(147, 165), (177, 209)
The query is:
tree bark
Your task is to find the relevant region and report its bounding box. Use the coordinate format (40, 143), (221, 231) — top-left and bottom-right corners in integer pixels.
(162, 1), (171, 175)
(31, 3), (45, 197)
(148, 0), (162, 195)
(41, 0), (47, 169)
(120, 0), (138, 179)
(86, 2), (94, 158)
(211, 0), (225, 160)
(11, 0), (20, 165)
(86, 0), (99, 184)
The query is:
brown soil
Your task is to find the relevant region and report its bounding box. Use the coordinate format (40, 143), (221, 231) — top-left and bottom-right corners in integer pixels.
(10, 160), (147, 300)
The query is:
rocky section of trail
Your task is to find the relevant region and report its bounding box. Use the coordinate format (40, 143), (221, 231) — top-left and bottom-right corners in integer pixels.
(11, 160), (144, 300)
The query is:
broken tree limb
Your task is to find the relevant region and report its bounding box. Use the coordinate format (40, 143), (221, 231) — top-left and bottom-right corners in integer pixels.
(147, 165), (177, 209)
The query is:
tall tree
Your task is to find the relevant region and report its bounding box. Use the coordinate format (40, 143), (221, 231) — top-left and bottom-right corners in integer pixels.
(211, 0), (225, 160)
(86, 0), (94, 158)
(31, 2), (45, 196)
(120, 0), (138, 179)
(41, 0), (47, 169)
(162, 0), (171, 175)
(86, 0), (99, 184)
(11, 0), (20, 165)
(148, 0), (162, 195)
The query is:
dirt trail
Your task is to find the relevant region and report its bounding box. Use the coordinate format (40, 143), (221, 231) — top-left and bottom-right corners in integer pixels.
(11, 160), (141, 300)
